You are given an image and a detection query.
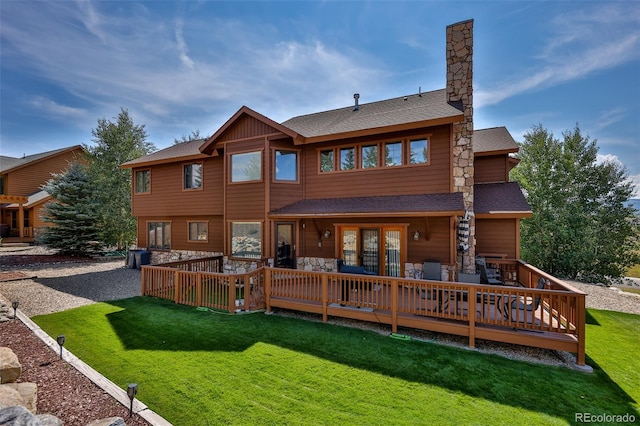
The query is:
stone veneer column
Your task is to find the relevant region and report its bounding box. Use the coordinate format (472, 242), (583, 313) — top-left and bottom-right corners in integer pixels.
(447, 20), (476, 274)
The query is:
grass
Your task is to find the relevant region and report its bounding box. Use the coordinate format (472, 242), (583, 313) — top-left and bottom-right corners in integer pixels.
(625, 263), (640, 279)
(33, 298), (639, 425)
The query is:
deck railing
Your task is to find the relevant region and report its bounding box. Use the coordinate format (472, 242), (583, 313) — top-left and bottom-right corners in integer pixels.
(140, 258), (586, 365)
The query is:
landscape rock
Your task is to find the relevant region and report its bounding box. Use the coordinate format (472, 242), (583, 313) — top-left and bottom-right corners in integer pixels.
(0, 385), (24, 408)
(0, 405), (63, 425)
(0, 347), (21, 383)
(2, 382), (37, 413)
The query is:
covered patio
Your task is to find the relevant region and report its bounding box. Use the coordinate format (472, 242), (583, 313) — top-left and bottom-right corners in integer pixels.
(140, 257), (586, 366)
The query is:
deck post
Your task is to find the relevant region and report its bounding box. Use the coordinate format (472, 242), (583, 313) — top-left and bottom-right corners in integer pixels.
(264, 268), (272, 314)
(174, 270), (180, 304)
(322, 274), (328, 323)
(244, 273), (250, 311)
(141, 266), (147, 295)
(576, 293), (586, 366)
(468, 285), (476, 349)
(391, 279), (398, 333)
(228, 277), (236, 313)
(196, 273), (202, 307)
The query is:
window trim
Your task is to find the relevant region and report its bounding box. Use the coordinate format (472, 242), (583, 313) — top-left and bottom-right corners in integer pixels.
(187, 221), (209, 243)
(147, 221), (171, 250)
(317, 135), (431, 174)
(183, 162), (204, 191)
(134, 169), (151, 194)
(272, 148), (301, 184)
(228, 149), (264, 184)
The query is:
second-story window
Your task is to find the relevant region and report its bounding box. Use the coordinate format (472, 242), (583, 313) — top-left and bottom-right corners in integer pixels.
(340, 147), (355, 171)
(135, 170), (150, 193)
(231, 151), (262, 182)
(184, 163), (203, 189)
(385, 142), (402, 167)
(274, 150), (298, 181)
(361, 145), (378, 168)
(320, 149), (334, 173)
(410, 139), (428, 164)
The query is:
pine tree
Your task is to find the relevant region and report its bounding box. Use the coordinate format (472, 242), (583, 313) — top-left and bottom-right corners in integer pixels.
(39, 162), (101, 255)
(512, 124), (639, 283)
(85, 108), (156, 249)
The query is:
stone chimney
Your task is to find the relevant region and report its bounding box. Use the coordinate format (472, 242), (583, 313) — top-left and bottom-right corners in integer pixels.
(446, 19), (475, 273)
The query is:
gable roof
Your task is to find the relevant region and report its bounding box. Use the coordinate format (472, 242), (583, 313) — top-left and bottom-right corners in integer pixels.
(120, 139), (208, 169)
(270, 192), (465, 218)
(200, 106), (301, 155)
(5, 189), (51, 208)
(474, 182), (532, 217)
(282, 89), (464, 144)
(0, 145), (83, 174)
(473, 127), (518, 155)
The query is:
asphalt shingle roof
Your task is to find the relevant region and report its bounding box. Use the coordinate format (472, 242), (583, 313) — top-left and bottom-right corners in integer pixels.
(474, 182), (531, 214)
(473, 127), (518, 154)
(120, 139), (207, 168)
(270, 192), (465, 217)
(0, 146), (82, 174)
(282, 89), (463, 139)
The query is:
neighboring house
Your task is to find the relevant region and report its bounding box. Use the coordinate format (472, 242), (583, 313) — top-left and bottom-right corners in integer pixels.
(0, 145), (84, 242)
(121, 20), (531, 278)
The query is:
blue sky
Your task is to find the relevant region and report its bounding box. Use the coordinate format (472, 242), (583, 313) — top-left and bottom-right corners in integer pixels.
(1, 1), (639, 195)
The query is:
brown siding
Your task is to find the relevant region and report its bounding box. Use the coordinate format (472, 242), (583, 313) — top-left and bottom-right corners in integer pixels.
(226, 183), (266, 220)
(6, 148), (84, 196)
(218, 115), (279, 143)
(299, 216), (451, 264)
(131, 157), (223, 217)
(269, 140), (304, 211)
(475, 155), (508, 183)
(137, 215), (223, 252)
(303, 125), (451, 198)
(475, 218), (517, 258)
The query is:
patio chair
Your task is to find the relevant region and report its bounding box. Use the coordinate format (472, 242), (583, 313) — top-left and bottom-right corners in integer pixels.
(475, 258), (502, 285)
(419, 261), (441, 304)
(502, 277), (547, 320)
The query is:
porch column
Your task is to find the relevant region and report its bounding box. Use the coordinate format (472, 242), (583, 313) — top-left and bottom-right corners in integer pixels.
(18, 203), (24, 238)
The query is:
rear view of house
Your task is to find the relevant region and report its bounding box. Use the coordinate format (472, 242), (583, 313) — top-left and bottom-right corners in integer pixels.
(122, 20), (531, 278)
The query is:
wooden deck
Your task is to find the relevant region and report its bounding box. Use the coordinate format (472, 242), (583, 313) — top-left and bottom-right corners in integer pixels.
(140, 258), (586, 366)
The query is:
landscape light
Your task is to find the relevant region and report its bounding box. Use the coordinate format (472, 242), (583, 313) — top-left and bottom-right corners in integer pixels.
(127, 383), (138, 417)
(56, 335), (66, 360)
(11, 301), (19, 319)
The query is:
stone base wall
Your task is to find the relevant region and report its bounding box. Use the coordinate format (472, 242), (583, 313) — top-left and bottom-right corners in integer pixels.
(296, 257), (337, 272)
(149, 249), (223, 265)
(405, 263), (456, 281)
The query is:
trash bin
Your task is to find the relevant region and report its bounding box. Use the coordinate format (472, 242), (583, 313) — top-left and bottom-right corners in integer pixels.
(128, 249), (142, 269)
(135, 250), (151, 269)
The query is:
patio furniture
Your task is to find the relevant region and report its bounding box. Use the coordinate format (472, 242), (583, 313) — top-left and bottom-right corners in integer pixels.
(337, 259), (375, 305)
(422, 261), (441, 281)
(501, 277), (547, 320)
(476, 258), (502, 285)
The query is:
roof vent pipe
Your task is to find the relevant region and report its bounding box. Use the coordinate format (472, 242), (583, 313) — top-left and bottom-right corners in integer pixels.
(419, 86), (422, 97)
(353, 93), (360, 111)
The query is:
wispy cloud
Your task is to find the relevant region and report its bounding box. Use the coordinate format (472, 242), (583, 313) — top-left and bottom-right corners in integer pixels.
(175, 19), (194, 69)
(28, 96), (87, 118)
(476, 4), (640, 107)
(593, 108), (628, 132)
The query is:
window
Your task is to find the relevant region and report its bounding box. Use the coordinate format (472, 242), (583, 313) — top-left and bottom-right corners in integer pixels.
(148, 222), (171, 250)
(231, 222), (261, 259)
(274, 150), (298, 181)
(339, 147), (355, 171)
(0, 175), (5, 195)
(410, 139), (428, 164)
(135, 170), (150, 193)
(361, 145), (378, 168)
(320, 150), (334, 173)
(385, 142), (402, 166)
(184, 163), (203, 189)
(231, 151), (262, 182)
(188, 222), (208, 241)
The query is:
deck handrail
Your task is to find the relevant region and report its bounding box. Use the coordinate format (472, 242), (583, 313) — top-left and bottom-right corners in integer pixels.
(140, 262), (586, 366)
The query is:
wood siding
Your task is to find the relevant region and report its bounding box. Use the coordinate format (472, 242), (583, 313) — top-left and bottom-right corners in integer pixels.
(6, 148), (84, 196)
(218, 115), (280, 143)
(131, 157), (223, 217)
(475, 218), (517, 258)
(137, 215), (224, 252)
(475, 155), (509, 183)
(303, 125), (452, 199)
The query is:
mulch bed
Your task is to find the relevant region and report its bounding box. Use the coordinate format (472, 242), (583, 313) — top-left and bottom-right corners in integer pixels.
(0, 271), (36, 282)
(0, 254), (92, 269)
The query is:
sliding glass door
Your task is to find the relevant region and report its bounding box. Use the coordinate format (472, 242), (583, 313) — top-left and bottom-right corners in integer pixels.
(339, 225), (404, 277)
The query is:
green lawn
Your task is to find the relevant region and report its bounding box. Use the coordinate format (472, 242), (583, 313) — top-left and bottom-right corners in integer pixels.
(33, 298), (639, 425)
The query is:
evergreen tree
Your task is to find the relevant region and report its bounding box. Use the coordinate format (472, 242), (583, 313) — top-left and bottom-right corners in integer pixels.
(512, 124), (639, 283)
(85, 108), (156, 249)
(173, 129), (203, 144)
(39, 162), (101, 255)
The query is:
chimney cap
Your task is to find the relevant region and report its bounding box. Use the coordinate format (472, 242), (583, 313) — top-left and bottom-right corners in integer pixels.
(353, 93), (360, 111)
